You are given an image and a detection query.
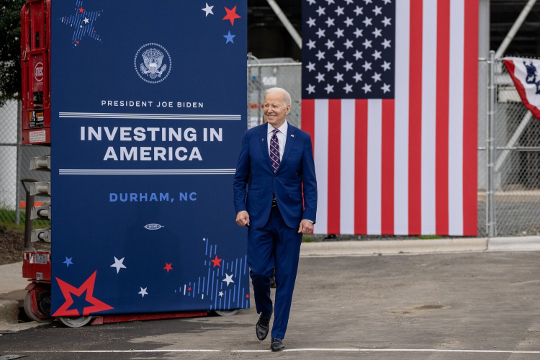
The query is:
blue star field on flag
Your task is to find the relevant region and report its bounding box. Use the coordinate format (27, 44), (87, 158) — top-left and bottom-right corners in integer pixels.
(302, 0), (395, 99)
(58, 0), (103, 46)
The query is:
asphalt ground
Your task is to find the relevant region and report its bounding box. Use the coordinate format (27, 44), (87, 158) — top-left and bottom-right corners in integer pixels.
(2, 250), (540, 359)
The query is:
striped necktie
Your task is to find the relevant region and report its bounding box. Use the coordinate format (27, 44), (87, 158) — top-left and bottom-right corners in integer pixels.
(270, 129), (280, 173)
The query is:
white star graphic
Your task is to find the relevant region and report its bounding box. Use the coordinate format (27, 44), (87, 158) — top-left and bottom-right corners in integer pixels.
(219, 291), (224, 297)
(325, 0), (335, 4)
(306, 84), (316, 94)
(381, 61), (391, 71)
(344, 39), (354, 49)
(383, 0), (392, 4)
(316, 72), (326, 82)
(324, 61), (335, 72)
(325, 17), (335, 27)
(345, 0), (354, 4)
(202, 3), (214, 17)
(381, 83), (391, 93)
(325, 39), (335, 49)
(307, 17), (316, 27)
(223, 273), (234, 286)
(306, 62), (316, 72)
(138, 287), (148, 297)
(335, 6), (344, 16)
(325, 83), (334, 93)
(316, 6), (326, 16)
(354, 28), (363, 38)
(335, 28), (344, 38)
(362, 39), (372, 49)
(316, 50), (326, 60)
(362, 83), (372, 93)
(344, 83), (353, 93)
(382, 17), (392, 27)
(334, 72), (344, 82)
(307, 39), (316, 49)
(362, 61), (372, 71)
(363, 17), (373, 27)
(344, 61), (353, 71)
(382, 39), (392, 49)
(344, 17), (354, 27)
(334, 50), (344, 60)
(372, 72), (382, 82)
(111, 256), (126, 274)
(353, 72), (363, 82)
(372, 50), (382, 60)
(373, 6), (382, 16)
(372, 28), (382, 38)
(307, 0), (316, 4)
(354, 6), (363, 16)
(353, 50), (363, 60)
(316, 28), (326, 38)
(364, 0), (373, 4)
(83, 17), (90, 24)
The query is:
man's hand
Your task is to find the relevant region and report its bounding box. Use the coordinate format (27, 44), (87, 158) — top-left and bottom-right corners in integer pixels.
(298, 219), (313, 234)
(236, 211), (250, 227)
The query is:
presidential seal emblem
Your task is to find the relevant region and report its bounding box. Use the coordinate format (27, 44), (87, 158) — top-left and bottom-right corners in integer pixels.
(134, 43), (172, 84)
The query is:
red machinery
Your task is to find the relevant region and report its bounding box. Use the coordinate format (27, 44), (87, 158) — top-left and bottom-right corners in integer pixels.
(20, 0), (51, 145)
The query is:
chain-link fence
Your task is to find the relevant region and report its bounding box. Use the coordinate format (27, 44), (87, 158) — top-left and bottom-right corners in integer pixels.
(0, 59), (540, 237)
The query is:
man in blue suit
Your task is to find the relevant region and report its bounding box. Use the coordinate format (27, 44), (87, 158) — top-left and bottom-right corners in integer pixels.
(234, 87), (317, 351)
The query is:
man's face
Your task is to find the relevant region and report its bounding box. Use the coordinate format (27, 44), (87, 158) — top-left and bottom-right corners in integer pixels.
(263, 92), (290, 128)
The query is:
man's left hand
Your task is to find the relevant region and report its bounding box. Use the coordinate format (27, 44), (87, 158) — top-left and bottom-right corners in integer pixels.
(298, 219), (313, 234)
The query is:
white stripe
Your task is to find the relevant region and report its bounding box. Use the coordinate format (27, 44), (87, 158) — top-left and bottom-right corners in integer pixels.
(18, 349), (540, 354)
(367, 100), (382, 234)
(448, 0), (465, 235)
(59, 169), (235, 175)
(59, 112), (241, 120)
(394, 0), (410, 235)
(340, 99), (355, 234)
(314, 100), (329, 234)
(421, 0), (437, 234)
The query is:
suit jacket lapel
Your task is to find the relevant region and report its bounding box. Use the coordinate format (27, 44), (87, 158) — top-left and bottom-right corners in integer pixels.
(259, 125), (273, 170)
(278, 125), (297, 174)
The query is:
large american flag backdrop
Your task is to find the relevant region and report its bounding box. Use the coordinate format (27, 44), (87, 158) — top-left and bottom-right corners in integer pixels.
(301, 0), (479, 236)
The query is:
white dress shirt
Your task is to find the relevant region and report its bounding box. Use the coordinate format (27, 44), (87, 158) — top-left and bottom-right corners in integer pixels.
(267, 121), (288, 161)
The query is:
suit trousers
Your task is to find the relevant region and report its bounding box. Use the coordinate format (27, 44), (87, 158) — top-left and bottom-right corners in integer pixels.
(247, 206), (303, 339)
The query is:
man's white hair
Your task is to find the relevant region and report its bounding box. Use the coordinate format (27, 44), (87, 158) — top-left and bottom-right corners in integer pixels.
(265, 87), (291, 108)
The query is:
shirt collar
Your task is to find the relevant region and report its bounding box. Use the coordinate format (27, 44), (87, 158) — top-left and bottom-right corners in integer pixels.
(267, 121), (288, 136)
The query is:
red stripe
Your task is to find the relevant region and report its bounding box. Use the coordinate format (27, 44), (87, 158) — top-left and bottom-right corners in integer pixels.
(408, 0), (423, 235)
(505, 60), (540, 119)
(462, 0), (479, 236)
(435, 0), (450, 235)
(381, 99), (395, 235)
(301, 99), (315, 150)
(327, 100), (341, 234)
(355, 100), (368, 234)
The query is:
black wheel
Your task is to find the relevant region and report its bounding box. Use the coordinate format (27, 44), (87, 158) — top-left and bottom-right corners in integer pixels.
(58, 316), (93, 328)
(24, 290), (51, 323)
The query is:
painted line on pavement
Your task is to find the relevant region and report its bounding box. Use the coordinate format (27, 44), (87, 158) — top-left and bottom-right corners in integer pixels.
(16, 349), (540, 354)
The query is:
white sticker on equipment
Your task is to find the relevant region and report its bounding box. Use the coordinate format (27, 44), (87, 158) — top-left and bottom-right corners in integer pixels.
(29, 130), (46, 143)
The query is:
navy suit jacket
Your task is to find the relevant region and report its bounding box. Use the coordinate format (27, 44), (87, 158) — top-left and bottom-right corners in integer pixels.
(233, 123), (317, 229)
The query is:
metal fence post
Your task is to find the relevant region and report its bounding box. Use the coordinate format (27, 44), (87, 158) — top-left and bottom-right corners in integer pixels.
(15, 101), (22, 224)
(486, 50), (496, 237)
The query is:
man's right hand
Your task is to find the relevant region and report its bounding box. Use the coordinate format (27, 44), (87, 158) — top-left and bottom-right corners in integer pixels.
(236, 211), (250, 227)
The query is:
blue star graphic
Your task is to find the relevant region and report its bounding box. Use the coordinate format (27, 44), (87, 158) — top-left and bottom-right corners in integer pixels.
(58, 0), (103, 46)
(224, 31), (236, 44)
(63, 257), (73, 267)
(66, 289), (93, 316)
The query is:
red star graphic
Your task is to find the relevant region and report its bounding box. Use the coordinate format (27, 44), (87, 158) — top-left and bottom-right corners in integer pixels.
(223, 6), (241, 26)
(210, 255), (222, 268)
(52, 271), (113, 317)
(188, 287), (192, 291)
(164, 263), (173, 272)
(76, 41), (79, 44)
(246, 294), (249, 298)
(78, 7), (84, 13)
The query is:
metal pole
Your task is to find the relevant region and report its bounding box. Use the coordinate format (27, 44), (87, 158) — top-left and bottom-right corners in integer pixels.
(258, 65), (262, 125)
(15, 101), (21, 224)
(494, 0), (537, 58)
(266, 0), (302, 49)
(487, 50), (496, 237)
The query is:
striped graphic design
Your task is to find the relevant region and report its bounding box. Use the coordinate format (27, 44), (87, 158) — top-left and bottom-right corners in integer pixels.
(302, 0), (478, 236)
(59, 112), (241, 120)
(59, 169), (236, 175)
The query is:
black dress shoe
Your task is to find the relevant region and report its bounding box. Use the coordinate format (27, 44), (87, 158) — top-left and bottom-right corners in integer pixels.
(256, 314), (270, 340)
(271, 338), (285, 352)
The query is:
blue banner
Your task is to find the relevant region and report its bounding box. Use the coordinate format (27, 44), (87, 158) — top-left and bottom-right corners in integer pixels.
(50, 0), (248, 316)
